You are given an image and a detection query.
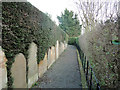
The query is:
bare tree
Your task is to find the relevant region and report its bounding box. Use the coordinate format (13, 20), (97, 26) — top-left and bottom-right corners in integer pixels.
(74, 0), (118, 33)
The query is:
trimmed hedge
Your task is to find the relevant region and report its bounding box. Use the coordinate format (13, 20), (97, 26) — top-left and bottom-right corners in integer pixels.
(68, 37), (79, 45)
(2, 2), (68, 88)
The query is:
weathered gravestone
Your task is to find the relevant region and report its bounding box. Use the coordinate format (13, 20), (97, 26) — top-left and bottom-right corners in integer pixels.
(47, 46), (55, 69)
(62, 42), (65, 51)
(64, 41), (67, 49)
(11, 53), (27, 88)
(59, 42), (62, 55)
(47, 48), (51, 69)
(51, 46), (55, 64)
(59, 42), (64, 55)
(28, 42), (38, 88)
(0, 48), (7, 89)
(55, 40), (59, 60)
(65, 41), (68, 49)
(38, 53), (47, 78)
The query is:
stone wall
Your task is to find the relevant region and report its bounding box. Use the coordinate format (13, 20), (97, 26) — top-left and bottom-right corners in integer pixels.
(1, 41), (68, 88)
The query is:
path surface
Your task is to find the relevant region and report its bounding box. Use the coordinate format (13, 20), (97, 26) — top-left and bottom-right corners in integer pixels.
(33, 45), (82, 88)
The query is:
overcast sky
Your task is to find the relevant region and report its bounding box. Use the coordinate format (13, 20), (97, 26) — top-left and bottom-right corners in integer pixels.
(27, 0), (78, 25)
(27, 0), (119, 23)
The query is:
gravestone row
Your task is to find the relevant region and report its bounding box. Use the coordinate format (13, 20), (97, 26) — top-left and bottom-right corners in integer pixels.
(1, 41), (68, 88)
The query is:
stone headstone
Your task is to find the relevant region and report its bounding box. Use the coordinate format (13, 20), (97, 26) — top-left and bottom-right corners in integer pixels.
(0, 47), (7, 89)
(28, 42), (38, 88)
(59, 42), (62, 55)
(64, 41), (67, 49)
(55, 40), (59, 60)
(38, 53), (47, 78)
(64, 41), (68, 49)
(51, 46), (55, 64)
(62, 42), (65, 51)
(47, 48), (51, 69)
(59, 42), (64, 54)
(47, 46), (55, 69)
(11, 53), (27, 88)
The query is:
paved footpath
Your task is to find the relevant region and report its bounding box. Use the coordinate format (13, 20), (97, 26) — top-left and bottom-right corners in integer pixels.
(33, 45), (82, 88)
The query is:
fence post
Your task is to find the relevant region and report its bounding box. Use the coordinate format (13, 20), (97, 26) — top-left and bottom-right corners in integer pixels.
(78, 47), (100, 90)
(86, 61), (89, 85)
(79, 48), (81, 59)
(79, 49), (81, 60)
(84, 56), (86, 72)
(90, 68), (93, 90)
(82, 52), (84, 66)
(97, 83), (100, 90)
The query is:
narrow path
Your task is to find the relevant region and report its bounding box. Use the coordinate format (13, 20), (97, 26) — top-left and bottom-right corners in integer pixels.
(33, 45), (82, 88)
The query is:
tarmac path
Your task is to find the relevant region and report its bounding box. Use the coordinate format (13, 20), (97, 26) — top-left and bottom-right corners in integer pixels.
(33, 45), (82, 88)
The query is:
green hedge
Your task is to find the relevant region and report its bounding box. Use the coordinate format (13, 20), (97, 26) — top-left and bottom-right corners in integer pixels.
(2, 2), (68, 88)
(68, 37), (79, 45)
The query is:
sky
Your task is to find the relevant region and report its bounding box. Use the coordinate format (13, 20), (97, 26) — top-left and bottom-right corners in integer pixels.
(27, 0), (119, 35)
(27, 0), (78, 25)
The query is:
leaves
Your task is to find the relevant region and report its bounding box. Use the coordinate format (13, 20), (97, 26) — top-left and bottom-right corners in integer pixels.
(2, 2), (68, 88)
(57, 9), (82, 37)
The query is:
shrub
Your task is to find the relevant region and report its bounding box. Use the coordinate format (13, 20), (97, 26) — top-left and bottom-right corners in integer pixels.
(78, 21), (119, 88)
(68, 37), (78, 45)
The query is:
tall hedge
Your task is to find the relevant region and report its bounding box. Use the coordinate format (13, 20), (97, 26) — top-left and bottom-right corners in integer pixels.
(2, 2), (68, 88)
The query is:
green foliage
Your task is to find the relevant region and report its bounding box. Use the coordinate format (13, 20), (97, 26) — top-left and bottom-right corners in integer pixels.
(68, 37), (78, 45)
(112, 40), (120, 45)
(2, 2), (68, 88)
(32, 82), (38, 87)
(57, 9), (82, 37)
(78, 18), (119, 88)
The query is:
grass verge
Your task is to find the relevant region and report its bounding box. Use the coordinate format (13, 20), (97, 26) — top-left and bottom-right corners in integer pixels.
(76, 49), (88, 88)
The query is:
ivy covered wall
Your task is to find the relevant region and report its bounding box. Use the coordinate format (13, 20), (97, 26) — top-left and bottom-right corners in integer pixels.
(2, 2), (68, 88)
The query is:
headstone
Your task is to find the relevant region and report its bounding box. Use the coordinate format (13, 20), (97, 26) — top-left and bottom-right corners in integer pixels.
(47, 48), (51, 69)
(47, 46), (55, 69)
(65, 41), (68, 49)
(38, 53), (47, 77)
(28, 42), (38, 88)
(64, 41), (67, 49)
(59, 42), (62, 55)
(55, 40), (59, 60)
(11, 53), (27, 88)
(60, 42), (64, 53)
(51, 46), (55, 64)
(0, 47), (7, 89)
(62, 42), (65, 51)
